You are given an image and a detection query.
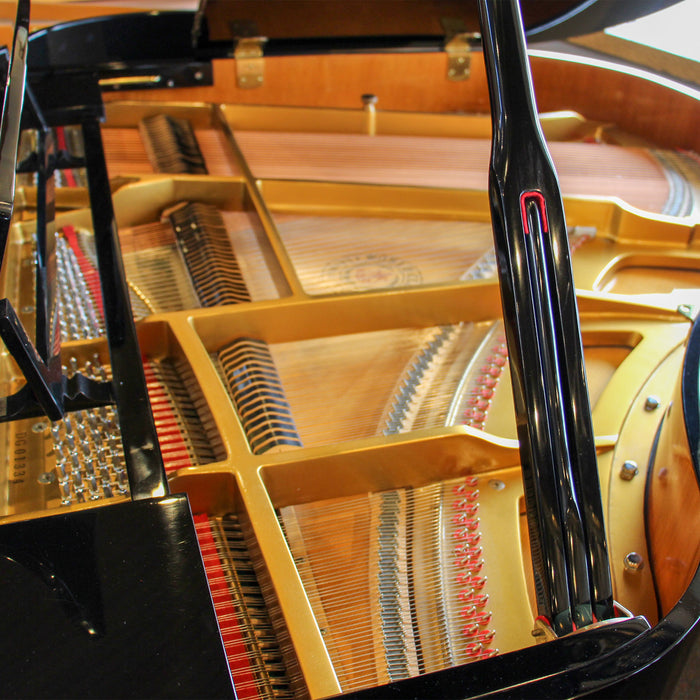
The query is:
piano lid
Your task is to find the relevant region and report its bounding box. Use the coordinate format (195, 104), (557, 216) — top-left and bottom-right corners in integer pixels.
(194, 0), (686, 45)
(24, 0), (687, 84)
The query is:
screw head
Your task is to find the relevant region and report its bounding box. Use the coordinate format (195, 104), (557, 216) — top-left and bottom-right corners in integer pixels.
(644, 395), (661, 411)
(620, 460), (639, 481)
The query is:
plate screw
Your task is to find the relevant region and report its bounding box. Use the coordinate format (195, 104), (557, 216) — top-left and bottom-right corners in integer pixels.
(624, 552), (644, 571)
(644, 395), (660, 411)
(37, 472), (55, 485)
(620, 460), (639, 480)
(488, 479), (505, 491)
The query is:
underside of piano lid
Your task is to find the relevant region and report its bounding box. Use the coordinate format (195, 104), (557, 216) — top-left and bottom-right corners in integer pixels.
(1, 0), (700, 698)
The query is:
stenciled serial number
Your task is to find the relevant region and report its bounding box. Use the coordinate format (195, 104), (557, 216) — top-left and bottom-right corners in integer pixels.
(9, 430), (29, 484)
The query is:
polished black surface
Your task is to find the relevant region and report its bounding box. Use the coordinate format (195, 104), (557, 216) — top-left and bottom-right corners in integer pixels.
(2, 1), (698, 698)
(22, 1), (686, 82)
(682, 318), (700, 485)
(0, 0), (28, 260)
(342, 616), (652, 699)
(0, 67), (68, 421)
(0, 495), (234, 698)
(478, 0), (613, 634)
(81, 115), (168, 501)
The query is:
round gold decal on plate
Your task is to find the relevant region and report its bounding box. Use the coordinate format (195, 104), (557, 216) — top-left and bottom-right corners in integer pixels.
(323, 254), (422, 291)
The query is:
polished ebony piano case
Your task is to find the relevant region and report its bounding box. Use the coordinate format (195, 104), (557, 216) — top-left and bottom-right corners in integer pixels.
(0, 0), (699, 697)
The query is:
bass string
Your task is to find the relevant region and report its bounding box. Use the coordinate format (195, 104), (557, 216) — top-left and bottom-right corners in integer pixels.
(139, 114), (208, 175)
(121, 208), (276, 310)
(267, 327), (446, 446)
(102, 121), (241, 177)
(219, 210), (282, 301)
(217, 337), (303, 455)
(168, 202), (252, 306)
(217, 516), (300, 696)
(144, 359), (224, 473)
(195, 514), (295, 699)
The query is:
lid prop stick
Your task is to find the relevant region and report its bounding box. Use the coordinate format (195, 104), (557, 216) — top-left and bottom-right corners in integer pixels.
(477, 0), (615, 635)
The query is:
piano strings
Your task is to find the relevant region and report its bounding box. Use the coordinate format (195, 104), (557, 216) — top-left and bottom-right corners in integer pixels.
(17, 115), (241, 183)
(103, 116), (242, 178)
(268, 214), (496, 294)
(168, 201), (252, 306)
(2, 209), (228, 510)
(18, 111), (700, 219)
(36, 191), (635, 697)
(215, 230), (596, 452)
(278, 475), (496, 693)
(234, 130), (700, 217)
(139, 113), (209, 175)
(56, 201), (268, 323)
(144, 359), (224, 475)
(195, 514), (297, 699)
(57, 226), (105, 338)
(6, 351), (223, 509)
(7, 106), (698, 698)
(218, 338), (303, 455)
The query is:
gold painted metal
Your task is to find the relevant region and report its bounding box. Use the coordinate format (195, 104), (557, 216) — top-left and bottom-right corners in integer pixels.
(99, 75), (164, 89)
(605, 339), (690, 624)
(3, 89), (700, 696)
(103, 100), (609, 143)
(104, 102), (220, 129)
(218, 102), (610, 141)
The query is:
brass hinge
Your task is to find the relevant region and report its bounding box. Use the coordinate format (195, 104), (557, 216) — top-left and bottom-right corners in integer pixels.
(441, 18), (480, 82)
(445, 32), (478, 81)
(234, 36), (267, 89)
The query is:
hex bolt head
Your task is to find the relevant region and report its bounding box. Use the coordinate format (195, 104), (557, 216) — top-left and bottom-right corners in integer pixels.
(623, 552), (644, 572)
(620, 460), (639, 480)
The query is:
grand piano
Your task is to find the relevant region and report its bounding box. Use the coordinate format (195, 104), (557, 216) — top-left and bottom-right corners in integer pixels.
(0, 0), (699, 697)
